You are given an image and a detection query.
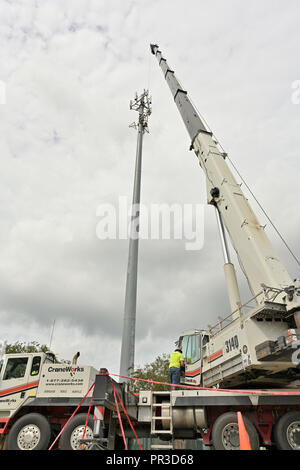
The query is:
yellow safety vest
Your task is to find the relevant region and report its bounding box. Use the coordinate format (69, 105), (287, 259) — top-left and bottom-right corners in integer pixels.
(169, 350), (184, 369)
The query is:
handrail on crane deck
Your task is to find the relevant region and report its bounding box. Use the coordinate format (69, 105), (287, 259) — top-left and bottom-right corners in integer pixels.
(208, 286), (285, 335)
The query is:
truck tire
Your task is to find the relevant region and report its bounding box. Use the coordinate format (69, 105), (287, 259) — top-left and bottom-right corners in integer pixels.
(211, 411), (260, 450)
(7, 413), (51, 450)
(59, 413), (94, 450)
(273, 411), (300, 450)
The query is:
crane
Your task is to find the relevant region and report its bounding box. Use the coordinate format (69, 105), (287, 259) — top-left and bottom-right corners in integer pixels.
(150, 44), (300, 388)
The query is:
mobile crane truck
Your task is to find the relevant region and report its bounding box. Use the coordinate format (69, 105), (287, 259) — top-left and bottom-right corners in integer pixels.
(1, 45), (300, 451)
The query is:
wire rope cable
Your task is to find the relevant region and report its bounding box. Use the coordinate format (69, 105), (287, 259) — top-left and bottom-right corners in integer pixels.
(189, 95), (300, 268)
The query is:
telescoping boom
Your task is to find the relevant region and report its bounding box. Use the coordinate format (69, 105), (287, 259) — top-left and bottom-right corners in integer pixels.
(150, 44), (300, 327)
(151, 44), (300, 389)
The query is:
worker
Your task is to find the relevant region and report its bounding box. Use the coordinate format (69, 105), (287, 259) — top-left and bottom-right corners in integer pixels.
(169, 346), (184, 391)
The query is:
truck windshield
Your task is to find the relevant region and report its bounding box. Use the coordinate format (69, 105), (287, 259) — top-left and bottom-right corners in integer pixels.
(3, 357), (28, 380)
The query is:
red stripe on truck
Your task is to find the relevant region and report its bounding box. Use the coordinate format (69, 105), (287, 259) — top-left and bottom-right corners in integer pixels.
(208, 350), (223, 363)
(185, 368), (201, 377)
(0, 381), (39, 397)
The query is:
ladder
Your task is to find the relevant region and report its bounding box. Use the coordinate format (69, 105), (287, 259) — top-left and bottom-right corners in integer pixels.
(150, 392), (174, 450)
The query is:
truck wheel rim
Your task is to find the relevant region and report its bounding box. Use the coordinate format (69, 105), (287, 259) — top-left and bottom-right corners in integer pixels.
(70, 425), (93, 450)
(17, 424), (41, 450)
(286, 421), (300, 449)
(222, 423), (240, 450)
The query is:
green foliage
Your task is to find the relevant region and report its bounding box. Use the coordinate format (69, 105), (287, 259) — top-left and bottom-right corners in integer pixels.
(5, 341), (58, 362)
(6, 341), (46, 354)
(129, 353), (170, 393)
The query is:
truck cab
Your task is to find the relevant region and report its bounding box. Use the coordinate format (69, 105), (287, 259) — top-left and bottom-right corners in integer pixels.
(0, 353), (98, 450)
(0, 353), (55, 421)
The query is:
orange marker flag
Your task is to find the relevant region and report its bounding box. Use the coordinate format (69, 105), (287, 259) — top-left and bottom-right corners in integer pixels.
(237, 411), (252, 450)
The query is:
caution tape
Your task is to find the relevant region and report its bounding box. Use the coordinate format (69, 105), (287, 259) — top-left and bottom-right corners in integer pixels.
(48, 380), (96, 450)
(110, 377), (143, 450)
(111, 379), (128, 449)
(108, 372), (300, 396)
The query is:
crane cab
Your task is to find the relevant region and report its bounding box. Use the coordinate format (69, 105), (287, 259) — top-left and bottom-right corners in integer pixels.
(178, 329), (210, 386)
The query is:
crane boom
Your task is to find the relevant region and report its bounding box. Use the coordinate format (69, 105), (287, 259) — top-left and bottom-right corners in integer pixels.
(150, 44), (300, 327)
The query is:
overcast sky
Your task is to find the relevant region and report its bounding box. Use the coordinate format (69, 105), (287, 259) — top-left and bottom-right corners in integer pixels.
(0, 0), (299, 374)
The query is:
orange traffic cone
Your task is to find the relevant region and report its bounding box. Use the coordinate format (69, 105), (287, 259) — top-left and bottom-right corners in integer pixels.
(237, 412), (252, 450)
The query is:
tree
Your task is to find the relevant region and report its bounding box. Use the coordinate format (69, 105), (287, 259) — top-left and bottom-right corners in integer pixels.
(129, 353), (170, 393)
(5, 341), (58, 362)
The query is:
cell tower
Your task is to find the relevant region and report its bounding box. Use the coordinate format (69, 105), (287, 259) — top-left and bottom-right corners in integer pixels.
(119, 90), (152, 381)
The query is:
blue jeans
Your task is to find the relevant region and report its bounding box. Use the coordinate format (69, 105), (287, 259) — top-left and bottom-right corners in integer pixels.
(169, 367), (180, 390)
